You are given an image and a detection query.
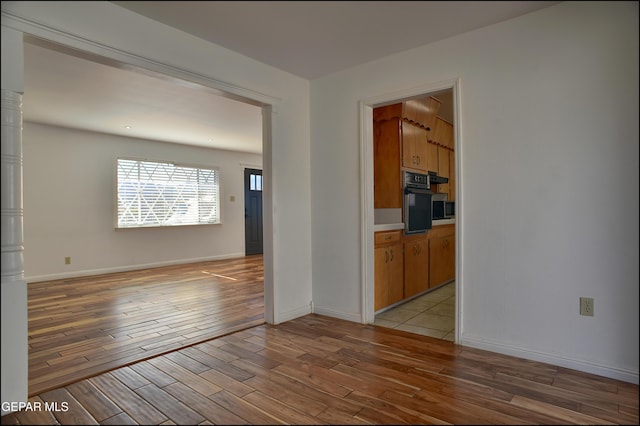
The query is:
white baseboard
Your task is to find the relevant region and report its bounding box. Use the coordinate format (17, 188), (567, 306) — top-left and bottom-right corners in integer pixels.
(312, 306), (364, 323)
(25, 253), (246, 283)
(461, 334), (639, 385)
(276, 304), (312, 324)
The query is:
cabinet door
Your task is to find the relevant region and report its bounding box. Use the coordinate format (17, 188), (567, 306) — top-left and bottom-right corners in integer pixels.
(388, 243), (404, 305)
(404, 238), (429, 298)
(429, 235), (455, 287)
(374, 246), (389, 311)
(402, 121), (428, 172)
(431, 117), (447, 146)
(437, 147), (450, 195)
(417, 97), (441, 134)
(444, 120), (454, 150)
(433, 118), (454, 150)
(374, 119), (402, 208)
(426, 142), (438, 174)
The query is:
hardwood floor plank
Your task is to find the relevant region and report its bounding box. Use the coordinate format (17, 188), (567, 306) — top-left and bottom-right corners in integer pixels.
(38, 388), (99, 425)
(163, 382), (246, 425)
(345, 390), (445, 425)
(147, 357), (222, 397)
(207, 390), (285, 425)
(89, 373), (168, 425)
(197, 368), (255, 397)
(128, 361), (177, 388)
(242, 390), (320, 425)
(100, 412), (138, 425)
(109, 366), (151, 390)
(510, 394), (617, 425)
(133, 383), (205, 425)
(65, 380), (123, 422)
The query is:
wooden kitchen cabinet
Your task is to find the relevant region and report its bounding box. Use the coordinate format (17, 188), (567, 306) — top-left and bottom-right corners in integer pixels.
(374, 118), (402, 208)
(426, 141), (438, 174)
(374, 115), (436, 207)
(437, 146), (450, 196)
(373, 97), (441, 132)
(373, 99), (441, 206)
(401, 121), (429, 172)
(404, 236), (429, 299)
(429, 225), (455, 288)
(431, 117), (454, 149)
(374, 231), (404, 311)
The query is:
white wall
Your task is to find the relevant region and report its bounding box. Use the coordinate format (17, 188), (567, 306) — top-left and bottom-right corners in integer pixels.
(23, 122), (262, 281)
(311, 1), (639, 383)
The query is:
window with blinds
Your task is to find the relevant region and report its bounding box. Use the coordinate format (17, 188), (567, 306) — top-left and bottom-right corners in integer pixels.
(117, 158), (220, 228)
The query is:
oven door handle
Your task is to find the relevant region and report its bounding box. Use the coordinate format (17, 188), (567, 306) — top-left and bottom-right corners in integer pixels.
(404, 187), (432, 195)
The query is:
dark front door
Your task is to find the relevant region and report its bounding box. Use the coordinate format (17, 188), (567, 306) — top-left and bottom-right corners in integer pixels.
(244, 168), (263, 255)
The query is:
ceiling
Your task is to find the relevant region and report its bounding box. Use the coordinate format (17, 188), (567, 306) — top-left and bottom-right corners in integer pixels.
(21, 1), (559, 153)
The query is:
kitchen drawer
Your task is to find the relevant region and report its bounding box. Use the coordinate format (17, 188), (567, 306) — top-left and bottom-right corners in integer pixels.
(375, 230), (402, 245)
(427, 224), (454, 240)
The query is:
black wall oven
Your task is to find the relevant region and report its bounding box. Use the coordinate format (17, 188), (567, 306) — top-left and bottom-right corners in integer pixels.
(403, 171), (432, 234)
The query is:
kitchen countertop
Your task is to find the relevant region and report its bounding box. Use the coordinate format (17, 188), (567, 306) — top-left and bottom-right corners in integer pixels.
(373, 223), (404, 232)
(432, 218), (456, 226)
(374, 218), (455, 232)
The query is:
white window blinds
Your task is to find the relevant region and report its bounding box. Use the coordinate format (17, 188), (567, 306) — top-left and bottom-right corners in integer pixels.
(117, 158), (220, 228)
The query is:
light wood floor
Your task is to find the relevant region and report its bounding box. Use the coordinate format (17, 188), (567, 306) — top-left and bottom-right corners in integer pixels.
(3, 314), (638, 425)
(25, 255), (265, 396)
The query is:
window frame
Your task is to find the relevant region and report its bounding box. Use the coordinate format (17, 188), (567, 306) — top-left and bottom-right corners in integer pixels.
(115, 157), (222, 229)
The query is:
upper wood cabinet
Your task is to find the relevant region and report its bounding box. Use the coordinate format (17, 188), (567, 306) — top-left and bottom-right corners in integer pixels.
(437, 146), (450, 196)
(403, 97), (441, 133)
(374, 118), (402, 208)
(373, 97), (441, 133)
(401, 121), (429, 172)
(431, 117), (454, 149)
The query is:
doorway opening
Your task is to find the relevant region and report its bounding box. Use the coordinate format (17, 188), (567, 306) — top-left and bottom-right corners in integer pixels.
(19, 35), (275, 394)
(361, 80), (460, 344)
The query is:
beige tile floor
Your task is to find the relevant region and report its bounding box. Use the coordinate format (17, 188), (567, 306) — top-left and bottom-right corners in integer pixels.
(374, 281), (455, 341)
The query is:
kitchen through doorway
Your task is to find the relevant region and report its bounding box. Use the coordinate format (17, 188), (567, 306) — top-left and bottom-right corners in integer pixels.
(370, 86), (458, 342)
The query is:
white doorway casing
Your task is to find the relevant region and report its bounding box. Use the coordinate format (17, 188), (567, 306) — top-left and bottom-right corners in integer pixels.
(359, 79), (462, 343)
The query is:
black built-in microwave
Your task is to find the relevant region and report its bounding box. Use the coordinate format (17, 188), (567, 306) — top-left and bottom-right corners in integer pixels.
(432, 194), (455, 220)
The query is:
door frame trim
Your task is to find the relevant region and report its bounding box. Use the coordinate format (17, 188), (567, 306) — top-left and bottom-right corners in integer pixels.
(358, 78), (463, 344)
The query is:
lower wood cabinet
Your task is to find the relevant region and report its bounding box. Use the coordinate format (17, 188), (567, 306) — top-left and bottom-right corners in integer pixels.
(375, 225), (454, 311)
(429, 226), (455, 288)
(404, 236), (429, 299)
(374, 231), (404, 311)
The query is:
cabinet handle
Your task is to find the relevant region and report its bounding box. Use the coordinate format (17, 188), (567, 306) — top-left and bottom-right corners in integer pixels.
(385, 250), (389, 263)
(390, 248), (394, 261)
(384, 235), (392, 240)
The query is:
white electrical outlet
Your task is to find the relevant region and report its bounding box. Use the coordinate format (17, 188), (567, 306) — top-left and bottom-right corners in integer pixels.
(580, 297), (594, 316)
